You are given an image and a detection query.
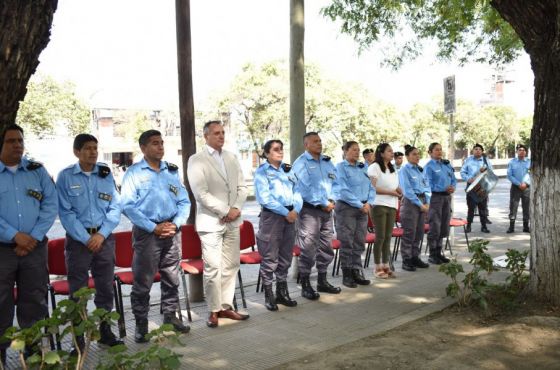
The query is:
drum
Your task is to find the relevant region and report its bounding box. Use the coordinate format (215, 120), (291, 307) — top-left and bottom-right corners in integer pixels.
(466, 170), (499, 203)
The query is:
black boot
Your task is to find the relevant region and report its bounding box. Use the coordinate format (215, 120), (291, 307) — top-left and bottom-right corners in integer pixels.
(163, 313), (190, 334)
(438, 252), (450, 264)
(507, 220), (515, 233)
(428, 253), (443, 265)
(134, 318), (149, 343)
(523, 221), (530, 233)
(342, 268), (357, 288)
(481, 225), (490, 233)
(352, 269), (371, 285)
(300, 275), (320, 300)
(317, 272), (341, 294)
(466, 223), (472, 233)
(276, 281), (297, 307)
(412, 256), (430, 268)
(402, 259), (416, 271)
(263, 285), (278, 311)
(98, 321), (124, 347)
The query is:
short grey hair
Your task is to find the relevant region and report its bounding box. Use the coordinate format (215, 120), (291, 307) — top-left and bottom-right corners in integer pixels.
(203, 120), (222, 135)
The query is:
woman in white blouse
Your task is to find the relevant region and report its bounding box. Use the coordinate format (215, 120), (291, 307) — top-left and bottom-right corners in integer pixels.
(368, 143), (402, 278)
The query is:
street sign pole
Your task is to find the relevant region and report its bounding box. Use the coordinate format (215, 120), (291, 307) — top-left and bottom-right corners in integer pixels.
(444, 75), (456, 249)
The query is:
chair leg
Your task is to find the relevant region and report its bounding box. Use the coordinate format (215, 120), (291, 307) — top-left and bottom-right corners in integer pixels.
(49, 290), (62, 351)
(256, 271), (261, 293)
(44, 291), (55, 351)
(233, 295), (238, 311)
(463, 225), (470, 249)
(336, 254), (341, 275)
(116, 280), (126, 338)
(180, 271), (192, 322)
(364, 243), (372, 268)
(112, 283), (122, 335)
(237, 270), (247, 309)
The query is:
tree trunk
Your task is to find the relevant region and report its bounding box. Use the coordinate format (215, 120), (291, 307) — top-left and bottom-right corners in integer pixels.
(0, 0), (58, 130)
(289, 0), (305, 162)
(528, 53), (560, 305)
(492, 0), (560, 304)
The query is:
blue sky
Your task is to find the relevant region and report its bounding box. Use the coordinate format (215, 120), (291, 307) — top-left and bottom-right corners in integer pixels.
(36, 0), (534, 115)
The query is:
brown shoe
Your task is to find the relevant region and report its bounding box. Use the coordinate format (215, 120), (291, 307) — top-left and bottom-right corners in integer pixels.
(218, 309), (250, 321)
(207, 312), (219, 328)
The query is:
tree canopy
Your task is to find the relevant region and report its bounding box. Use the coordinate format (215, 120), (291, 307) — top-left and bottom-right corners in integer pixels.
(321, 0), (524, 69)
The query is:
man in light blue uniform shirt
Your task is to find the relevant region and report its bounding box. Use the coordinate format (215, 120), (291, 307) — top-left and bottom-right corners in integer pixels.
(254, 139), (302, 311)
(292, 132), (341, 300)
(460, 143), (493, 233)
(120, 130), (190, 342)
(506, 144), (531, 233)
(56, 134), (123, 349)
(0, 124), (57, 364)
(334, 141), (375, 288)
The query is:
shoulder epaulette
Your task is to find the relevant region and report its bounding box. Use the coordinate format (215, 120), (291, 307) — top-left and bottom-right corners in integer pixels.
(357, 162), (365, 168)
(281, 163), (292, 172)
(98, 164), (111, 178)
(26, 161), (43, 171)
(167, 162), (179, 172)
(322, 156), (331, 162)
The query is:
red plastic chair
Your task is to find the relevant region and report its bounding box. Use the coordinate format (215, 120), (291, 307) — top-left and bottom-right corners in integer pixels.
(113, 230), (161, 337)
(239, 220), (261, 307)
(47, 238), (106, 349)
(179, 225), (203, 322)
(446, 218), (470, 254)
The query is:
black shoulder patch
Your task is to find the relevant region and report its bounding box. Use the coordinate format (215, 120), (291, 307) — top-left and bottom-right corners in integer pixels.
(357, 162), (365, 168)
(322, 156), (331, 162)
(442, 159), (450, 165)
(98, 165), (111, 178)
(26, 161), (43, 171)
(418, 165), (424, 173)
(167, 162), (179, 172)
(281, 163), (292, 172)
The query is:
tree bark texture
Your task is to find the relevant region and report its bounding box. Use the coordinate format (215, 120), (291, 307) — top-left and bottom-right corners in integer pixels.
(492, 0), (560, 304)
(175, 0), (197, 225)
(290, 0), (305, 162)
(0, 0), (58, 130)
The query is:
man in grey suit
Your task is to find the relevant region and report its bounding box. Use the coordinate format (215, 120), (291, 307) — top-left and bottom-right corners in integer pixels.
(187, 121), (249, 328)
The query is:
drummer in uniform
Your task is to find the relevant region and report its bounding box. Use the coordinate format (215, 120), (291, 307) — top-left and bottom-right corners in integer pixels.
(254, 139), (302, 311)
(460, 143), (493, 233)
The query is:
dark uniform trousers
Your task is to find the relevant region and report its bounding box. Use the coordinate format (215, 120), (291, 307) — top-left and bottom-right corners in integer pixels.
(65, 234), (115, 311)
(400, 198), (426, 260)
(296, 207), (335, 275)
(256, 210), (296, 286)
(427, 193), (452, 254)
(131, 226), (181, 320)
(509, 185), (530, 221)
(334, 201), (367, 269)
(466, 193), (489, 225)
(0, 240), (48, 350)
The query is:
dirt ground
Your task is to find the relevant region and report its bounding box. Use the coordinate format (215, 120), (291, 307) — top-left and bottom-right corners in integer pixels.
(274, 302), (560, 370)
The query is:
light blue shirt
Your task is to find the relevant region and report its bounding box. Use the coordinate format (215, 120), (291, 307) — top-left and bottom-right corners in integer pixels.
(292, 151), (337, 207)
(424, 159), (457, 193)
(399, 163), (431, 207)
(334, 160), (375, 208)
(460, 155), (493, 182)
(0, 157), (58, 243)
(120, 158), (190, 232)
(56, 162), (121, 245)
(507, 157), (531, 186)
(254, 162), (303, 216)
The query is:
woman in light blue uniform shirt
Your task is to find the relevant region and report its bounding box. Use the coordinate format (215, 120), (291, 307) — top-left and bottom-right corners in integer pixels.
(334, 141), (375, 288)
(254, 140), (302, 311)
(398, 145), (430, 272)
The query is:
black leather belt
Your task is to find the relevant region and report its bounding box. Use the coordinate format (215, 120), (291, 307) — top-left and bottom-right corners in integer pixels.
(432, 191), (449, 196)
(263, 205), (294, 213)
(151, 218), (174, 224)
(361, 200), (367, 204)
(0, 242), (16, 248)
(85, 226), (101, 234)
(303, 202), (323, 210)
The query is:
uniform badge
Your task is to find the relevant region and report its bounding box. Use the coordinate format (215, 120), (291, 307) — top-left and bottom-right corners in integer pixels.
(281, 163), (292, 172)
(27, 189), (43, 201)
(169, 184), (178, 196)
(357, 162), (365, 168)
(70, 184), (81, 189)
(328, 172), (336, 180)
(98, 164), (111, 178)
(98, 192), (112, 201)
(167, 162), (179, 172)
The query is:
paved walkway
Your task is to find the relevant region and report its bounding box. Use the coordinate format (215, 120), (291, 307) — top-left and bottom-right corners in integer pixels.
(4, 181), (530, 369)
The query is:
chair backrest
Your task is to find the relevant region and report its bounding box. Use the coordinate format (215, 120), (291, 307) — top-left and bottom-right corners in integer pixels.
(239, 220), (256, 251)
(113, 230), (134, 268)
(47, 238), (67, 276)
(180, 224), (202, 260)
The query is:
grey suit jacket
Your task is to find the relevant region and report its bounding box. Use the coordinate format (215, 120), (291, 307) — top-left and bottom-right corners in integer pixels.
(187, 147), (247, 232)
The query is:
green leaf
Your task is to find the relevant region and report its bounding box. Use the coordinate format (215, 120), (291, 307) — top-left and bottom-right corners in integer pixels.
(44, 351), (61, 364)
(10, 338), (25, 351)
